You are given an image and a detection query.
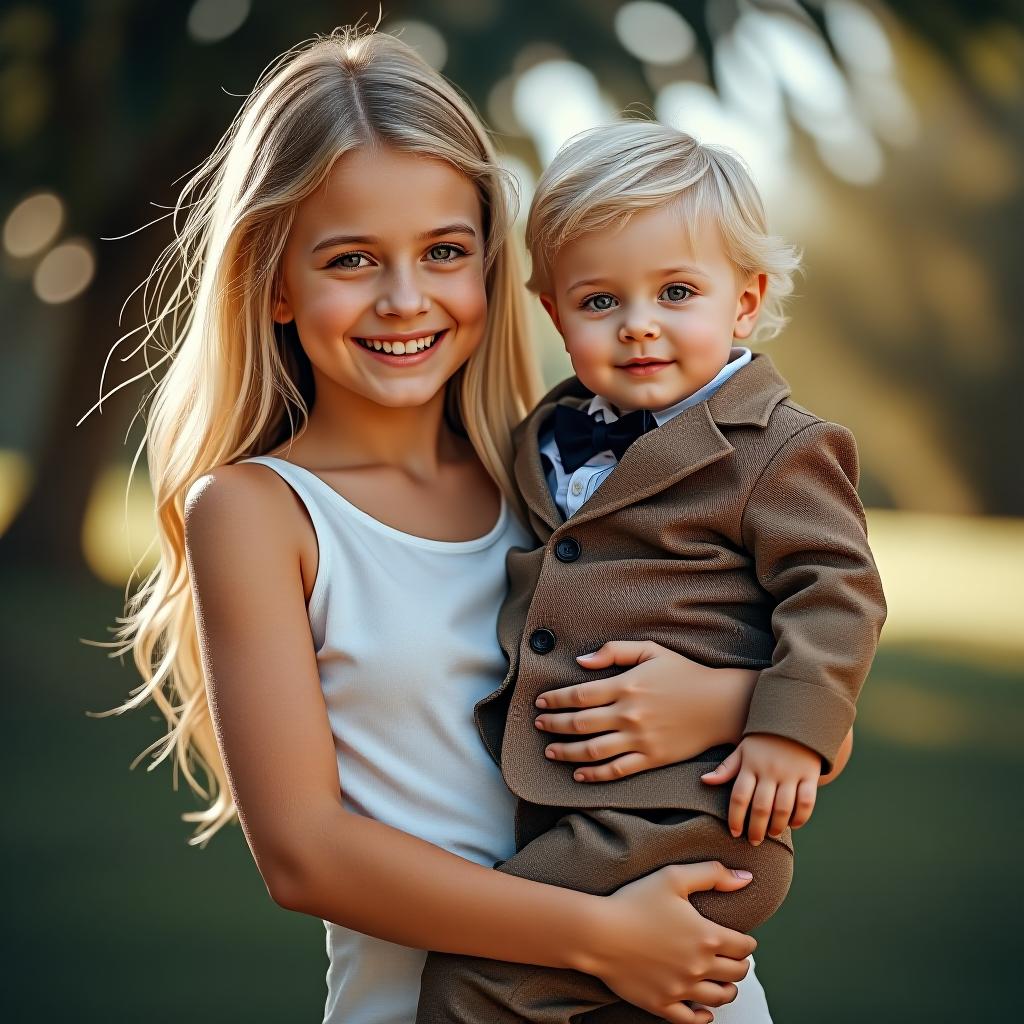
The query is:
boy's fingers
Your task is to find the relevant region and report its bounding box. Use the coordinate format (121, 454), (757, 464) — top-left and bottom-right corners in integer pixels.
(746, 780), (778, 846)
(700, 749), (741, 785)
(574, 640), (660, 669)
(572, 752), (651, 782)
(728, 771), (756, 838)
(790, 778), (818, 829)
(767, 781), (796, 838)
(535, 678), (618, 710)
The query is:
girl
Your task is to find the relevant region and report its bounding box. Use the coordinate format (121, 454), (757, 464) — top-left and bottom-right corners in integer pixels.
(110, 27), (808, 1024)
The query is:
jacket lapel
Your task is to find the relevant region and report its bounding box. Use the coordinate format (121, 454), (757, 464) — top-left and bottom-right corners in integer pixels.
(513, 378), (591, 534)
(564, 400), (733, 529)
(558, 353), (791, 530)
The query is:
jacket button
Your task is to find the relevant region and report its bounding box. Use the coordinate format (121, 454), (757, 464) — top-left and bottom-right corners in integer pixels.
(529, 628), (556, 655)
(555, 537), (581, 562)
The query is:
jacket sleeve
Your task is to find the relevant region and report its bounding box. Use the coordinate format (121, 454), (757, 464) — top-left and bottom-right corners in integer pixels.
(740, 419), (886, 772)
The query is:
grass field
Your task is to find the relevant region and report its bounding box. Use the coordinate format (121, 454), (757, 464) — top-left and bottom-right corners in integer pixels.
(2, 566), (1019, 1022)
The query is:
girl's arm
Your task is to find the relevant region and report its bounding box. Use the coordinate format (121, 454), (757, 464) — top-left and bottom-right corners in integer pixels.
(536, 641), (854, 785)
(183, 467), (756, 1024)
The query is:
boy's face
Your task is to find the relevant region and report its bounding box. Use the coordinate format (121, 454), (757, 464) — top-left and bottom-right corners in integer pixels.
(541, 201), (766, 413)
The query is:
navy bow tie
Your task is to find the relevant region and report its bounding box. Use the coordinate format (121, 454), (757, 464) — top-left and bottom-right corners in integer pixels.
(553, 404), (655, 474)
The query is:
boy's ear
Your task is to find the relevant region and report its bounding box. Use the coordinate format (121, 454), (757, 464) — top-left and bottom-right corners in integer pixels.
(733, 272), (767, 340)
(539, 294), (563, 335)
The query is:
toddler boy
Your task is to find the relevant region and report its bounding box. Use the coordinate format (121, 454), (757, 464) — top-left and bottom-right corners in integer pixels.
(418, 121), (885, 1024)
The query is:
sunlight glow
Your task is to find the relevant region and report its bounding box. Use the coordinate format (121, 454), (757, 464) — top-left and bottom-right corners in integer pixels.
(3, 192), (63, 259)
(513, 61), (615, 165)
(614, 2), (696, 66)
(32, 239), (95, 304)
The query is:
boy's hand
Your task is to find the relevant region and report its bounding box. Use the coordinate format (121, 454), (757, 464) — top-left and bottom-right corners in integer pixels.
(533, 641), (755, 783)
(700, 734), (821, 845)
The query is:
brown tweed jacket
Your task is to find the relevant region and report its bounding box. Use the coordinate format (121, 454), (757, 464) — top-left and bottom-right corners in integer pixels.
(475, 353), (886, 825)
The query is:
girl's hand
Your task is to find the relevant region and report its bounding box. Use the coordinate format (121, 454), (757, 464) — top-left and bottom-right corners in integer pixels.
(582, 861), (757, 1023)
(534, 641), (756, 783)
(700, 733), (821, 845)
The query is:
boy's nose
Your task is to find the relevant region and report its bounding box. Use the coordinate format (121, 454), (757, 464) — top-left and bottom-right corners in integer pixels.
(619, 319), (661, 343)
(375, 270), (430, 319)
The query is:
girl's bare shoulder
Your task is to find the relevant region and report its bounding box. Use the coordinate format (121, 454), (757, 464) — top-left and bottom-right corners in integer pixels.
(184, 462), (318, 601)
(185, 462), (299, 539)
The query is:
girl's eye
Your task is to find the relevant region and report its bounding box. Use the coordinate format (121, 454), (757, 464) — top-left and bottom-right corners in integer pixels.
(329, 252), (372, 270)
(581, 294), (618, 312)
(660, 284), (692, 302)
(427, 243), (466, 262)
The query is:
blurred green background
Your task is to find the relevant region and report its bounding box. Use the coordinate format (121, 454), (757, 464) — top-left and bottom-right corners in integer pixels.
(1, 1), (1022, 1021)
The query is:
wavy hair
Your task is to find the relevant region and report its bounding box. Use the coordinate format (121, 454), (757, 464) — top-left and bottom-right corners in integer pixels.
(99, 27), (541, 845)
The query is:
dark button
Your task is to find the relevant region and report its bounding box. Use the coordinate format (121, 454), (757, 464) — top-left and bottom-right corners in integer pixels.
(529, 628), (556, 655)
(555, 537), (581, 562)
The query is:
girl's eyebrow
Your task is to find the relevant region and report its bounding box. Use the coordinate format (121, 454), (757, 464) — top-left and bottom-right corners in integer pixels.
(311, 223), (477, 254)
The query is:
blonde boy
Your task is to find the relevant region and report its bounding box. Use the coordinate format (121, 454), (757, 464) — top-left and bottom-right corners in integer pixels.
(418, 122), (886, 1024)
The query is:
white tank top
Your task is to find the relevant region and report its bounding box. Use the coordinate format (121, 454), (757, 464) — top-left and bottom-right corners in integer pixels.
(242, 456), (529, 1024)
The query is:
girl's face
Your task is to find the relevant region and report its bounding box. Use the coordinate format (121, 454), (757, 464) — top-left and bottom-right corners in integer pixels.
(275, 146), (488, 411)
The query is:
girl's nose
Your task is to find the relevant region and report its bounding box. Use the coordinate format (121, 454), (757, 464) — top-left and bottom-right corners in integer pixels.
(375, 269), (430, 320)
(619, 318), (661, 343)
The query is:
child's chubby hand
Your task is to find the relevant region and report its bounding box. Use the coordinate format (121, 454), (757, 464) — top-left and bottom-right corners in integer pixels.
(700, 734), (822, 845)
(533, 640), (751, 784)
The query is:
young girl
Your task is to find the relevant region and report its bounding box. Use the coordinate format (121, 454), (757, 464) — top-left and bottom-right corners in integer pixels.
(111, 28), (797, 1024)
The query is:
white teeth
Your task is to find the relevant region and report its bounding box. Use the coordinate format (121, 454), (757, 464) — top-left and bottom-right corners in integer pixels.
(357, 332), (441, 354)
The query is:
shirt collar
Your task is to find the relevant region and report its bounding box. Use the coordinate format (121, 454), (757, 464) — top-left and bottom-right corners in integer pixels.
(587, 347), (753, 426)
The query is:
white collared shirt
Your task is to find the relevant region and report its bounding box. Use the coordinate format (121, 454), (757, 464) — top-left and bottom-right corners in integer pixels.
(539, 347), (752, 519)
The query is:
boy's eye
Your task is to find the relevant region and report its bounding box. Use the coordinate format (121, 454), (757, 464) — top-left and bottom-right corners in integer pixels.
(660, 284), (692, 302)
(330, 252), (372, 270)
(581, 293), (618, 312)
(427, 243), (466, 262)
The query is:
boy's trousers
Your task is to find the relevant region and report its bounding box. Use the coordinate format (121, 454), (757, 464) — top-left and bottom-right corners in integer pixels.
(415, 804), (793, 1024)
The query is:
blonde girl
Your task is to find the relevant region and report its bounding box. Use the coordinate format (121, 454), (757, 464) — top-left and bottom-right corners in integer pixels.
(110, 28), (769, 1024)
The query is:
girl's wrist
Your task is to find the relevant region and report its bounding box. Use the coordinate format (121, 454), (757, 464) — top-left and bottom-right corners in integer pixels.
(564, 893), (618, 977)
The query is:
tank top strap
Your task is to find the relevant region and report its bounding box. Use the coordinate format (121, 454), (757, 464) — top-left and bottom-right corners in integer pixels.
(238, 455), (334, 634)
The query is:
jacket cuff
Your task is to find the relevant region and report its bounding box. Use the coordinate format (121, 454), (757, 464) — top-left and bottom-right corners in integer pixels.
(743, 674), (856, 774)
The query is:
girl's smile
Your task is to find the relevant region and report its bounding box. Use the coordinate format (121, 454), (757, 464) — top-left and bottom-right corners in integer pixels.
(274, 146), (487, 413)
(351, 328), (449, 363)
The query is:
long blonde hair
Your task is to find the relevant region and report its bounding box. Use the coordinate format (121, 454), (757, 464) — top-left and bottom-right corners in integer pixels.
(103, 27), (541, 845)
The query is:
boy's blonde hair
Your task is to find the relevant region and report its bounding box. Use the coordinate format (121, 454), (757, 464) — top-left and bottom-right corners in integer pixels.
(526, 121), (801, 341)
(100, 27), (541, 845)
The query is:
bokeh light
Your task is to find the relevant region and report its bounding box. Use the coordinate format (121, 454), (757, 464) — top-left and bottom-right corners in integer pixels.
(513, 60), (614, 165)
(186, 0), (250, 45)
(614, 2), (696, 66)
(386, 20), (447, 70)
(825, 0), (894, 75)
(3, 191), (63, 259)
(81, 462), (157, 586)
(32, 239), (95, 304)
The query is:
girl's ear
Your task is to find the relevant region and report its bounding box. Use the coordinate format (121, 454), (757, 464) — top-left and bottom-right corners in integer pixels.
(733, 272), (767, 340)
(273, 290), (294, 325)
(539, 294), (563, 335)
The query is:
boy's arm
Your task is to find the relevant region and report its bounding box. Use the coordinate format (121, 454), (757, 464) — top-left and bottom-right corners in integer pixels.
(739, 418), (886, 773)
